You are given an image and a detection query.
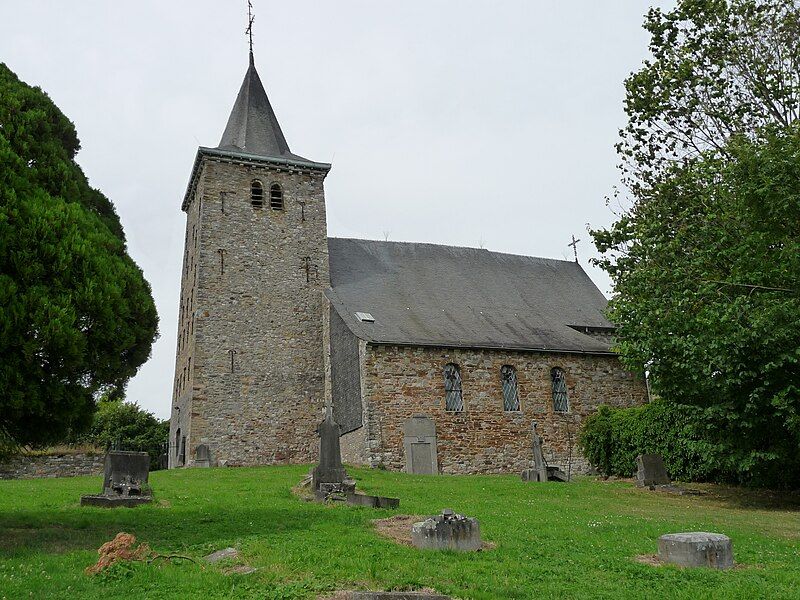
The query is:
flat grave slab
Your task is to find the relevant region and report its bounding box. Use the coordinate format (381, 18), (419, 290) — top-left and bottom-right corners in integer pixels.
(347, 593), (450, 600)
(80, 494), (152, 508)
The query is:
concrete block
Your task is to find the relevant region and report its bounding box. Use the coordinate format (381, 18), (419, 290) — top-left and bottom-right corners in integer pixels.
(412, 509), (481, 551)
(658, 532), (733, 569)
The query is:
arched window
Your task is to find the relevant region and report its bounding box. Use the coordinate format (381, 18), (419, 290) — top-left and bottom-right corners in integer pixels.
(501, 365), (520, 411)
(443, 363), (463, 412)
(250, 180), (264, 207)
(270, 183), (284, 210)
(551, 367), (569, 413)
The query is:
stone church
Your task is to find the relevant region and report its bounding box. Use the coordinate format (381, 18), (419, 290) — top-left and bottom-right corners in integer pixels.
(169, 51), (648, 473)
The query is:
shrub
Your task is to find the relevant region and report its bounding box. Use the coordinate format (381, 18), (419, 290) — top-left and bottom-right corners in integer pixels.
(579, 399), (722, 483)
(74, 397), (168, 471)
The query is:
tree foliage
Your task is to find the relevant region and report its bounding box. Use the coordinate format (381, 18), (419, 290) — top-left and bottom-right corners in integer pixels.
(597, 129), (800, 486)
(75, 396), (169, 471)
(591, 0), (800, 486)
(0, 63), (159, 447)
(579, 401), (720, 482)
(620, 0), (800, 189)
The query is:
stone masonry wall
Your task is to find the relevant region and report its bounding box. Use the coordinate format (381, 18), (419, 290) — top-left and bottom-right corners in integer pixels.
(354, 344), (648, 475)
(169, 163), (204, 468)
(340, 341), (372, 465)
(171, 156), (330, 467)
(0, 452), (105, 480)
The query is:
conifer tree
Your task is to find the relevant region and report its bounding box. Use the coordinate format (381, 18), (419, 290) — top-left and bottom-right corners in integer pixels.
(0, 63), (159, 449)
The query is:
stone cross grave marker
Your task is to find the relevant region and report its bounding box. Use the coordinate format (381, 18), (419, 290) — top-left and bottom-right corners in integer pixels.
(312, 409), (348, 491)
(521, 421), (549, 482)
(310, 410), (398, 508)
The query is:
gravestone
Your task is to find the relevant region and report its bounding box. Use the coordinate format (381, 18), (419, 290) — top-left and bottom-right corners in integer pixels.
(310, 409), (398, 508)
(411, 508), (482, 551)
(658, 532), (733, 569)
(521, 421), (549, 482)
(312, 410), (349, 491)
(636, 454), (671, 487)
(102, 451), (149, 495)
(81, 451), (152, 508)
(195, 444), (211, 468)
(403, 415), (438, 475)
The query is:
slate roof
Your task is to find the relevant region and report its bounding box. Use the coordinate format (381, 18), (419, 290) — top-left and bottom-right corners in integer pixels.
(181, 54), (330, 210)
(326, 238), (616, 354)
(217, 52), (313, 163)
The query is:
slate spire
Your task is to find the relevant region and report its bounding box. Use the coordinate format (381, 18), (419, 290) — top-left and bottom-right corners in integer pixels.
(217, 53), (305, 161)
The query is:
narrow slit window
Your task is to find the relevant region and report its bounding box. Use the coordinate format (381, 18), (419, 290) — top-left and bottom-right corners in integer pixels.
(270, 183), (284, 210)
(174, 428), (181, 458)
(501, 365), (521, 411)
(443, 363), (464, 412)
(551, 367), (570, 413)
(251, 180), (264, 207)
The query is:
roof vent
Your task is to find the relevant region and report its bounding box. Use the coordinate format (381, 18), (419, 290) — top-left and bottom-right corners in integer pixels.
(355, 312), (375, 323)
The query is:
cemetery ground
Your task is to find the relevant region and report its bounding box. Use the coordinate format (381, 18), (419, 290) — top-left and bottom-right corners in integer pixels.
(1, 467), (799, 599)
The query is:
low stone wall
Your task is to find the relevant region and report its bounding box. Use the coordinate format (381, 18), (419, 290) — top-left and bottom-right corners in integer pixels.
(0, 452), (105, 480)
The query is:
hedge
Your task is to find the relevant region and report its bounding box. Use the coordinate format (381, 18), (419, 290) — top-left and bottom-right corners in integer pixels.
(578, 399), (723, 482)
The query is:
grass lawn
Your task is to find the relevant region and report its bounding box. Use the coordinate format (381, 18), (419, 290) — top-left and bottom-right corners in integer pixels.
(1, 466), (799, 599)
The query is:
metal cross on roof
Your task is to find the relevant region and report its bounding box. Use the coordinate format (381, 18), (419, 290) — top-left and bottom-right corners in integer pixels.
(568, 235), (581, 263)
(246, 0), (255, 56)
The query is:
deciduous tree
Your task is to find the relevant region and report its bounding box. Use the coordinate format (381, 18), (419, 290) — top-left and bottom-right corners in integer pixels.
(592, 0), (800, 485)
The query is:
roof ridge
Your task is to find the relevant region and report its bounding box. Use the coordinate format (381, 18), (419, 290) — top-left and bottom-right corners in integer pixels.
(327, 236), (582, 266)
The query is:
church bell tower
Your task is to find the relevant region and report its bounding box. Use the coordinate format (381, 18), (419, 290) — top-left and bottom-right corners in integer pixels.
(169, 48), (332, 468)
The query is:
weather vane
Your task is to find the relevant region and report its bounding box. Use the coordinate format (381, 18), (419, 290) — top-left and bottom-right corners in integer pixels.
(568, 235), (581, 263)
(246, 0), (255, 56)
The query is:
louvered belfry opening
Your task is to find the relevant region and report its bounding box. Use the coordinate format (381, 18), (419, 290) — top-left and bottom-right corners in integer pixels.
(501, 365), (520, 411)
(251, 180), (264, 207)
(270, 183), (283, 210)
(443, 363), (464, 412)
(552, 367), (570, 413)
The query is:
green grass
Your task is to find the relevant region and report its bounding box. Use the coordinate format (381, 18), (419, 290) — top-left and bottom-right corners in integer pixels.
(1, 466), (799, 599)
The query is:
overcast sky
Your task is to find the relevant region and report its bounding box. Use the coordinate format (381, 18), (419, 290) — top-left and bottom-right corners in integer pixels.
(1, 1), (672, 419)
